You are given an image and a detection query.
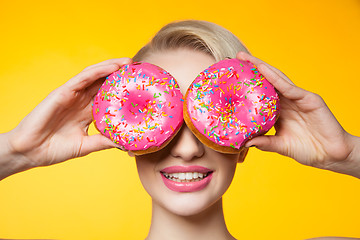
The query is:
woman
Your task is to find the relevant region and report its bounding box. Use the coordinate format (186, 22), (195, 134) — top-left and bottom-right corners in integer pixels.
(0, 20), (359, 240)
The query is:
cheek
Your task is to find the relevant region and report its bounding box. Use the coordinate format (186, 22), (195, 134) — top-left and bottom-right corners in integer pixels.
(220, 162), (237, 189)
(213, 154), (239, 192)
(225, 158), (238, 177)
(135, 157), (157, 193)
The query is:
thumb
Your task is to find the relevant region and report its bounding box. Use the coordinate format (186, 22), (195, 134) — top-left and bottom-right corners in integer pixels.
(245, 135), (285, 154)
(80, 134), (119, 156)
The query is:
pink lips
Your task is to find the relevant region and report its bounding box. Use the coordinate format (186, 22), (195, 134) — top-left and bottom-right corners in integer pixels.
(160, 165), (213, 192)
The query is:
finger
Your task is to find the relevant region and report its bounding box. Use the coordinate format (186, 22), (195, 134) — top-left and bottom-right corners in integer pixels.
(82, 58), (133, 71)
(87, 77), (107, 98)
(236, 52), (311, 101)
(257, 63), (306, 100)
(80, 134), (118, 156)
(65, 63), (122, 91)
(245, 135), (285, 154)
(236, 51), (295, 85)
(82, 76), (115, 128)
(85, 58), (135, 101)
(65, 58), (132, 91)
(19, 75), (108, 137)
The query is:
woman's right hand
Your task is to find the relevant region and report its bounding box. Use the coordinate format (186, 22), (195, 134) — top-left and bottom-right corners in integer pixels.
(1, 57), (132, 178)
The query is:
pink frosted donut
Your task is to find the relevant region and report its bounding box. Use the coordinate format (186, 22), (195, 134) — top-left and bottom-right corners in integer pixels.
(184, 58), (280, 153)
(92, 62), (184, 155)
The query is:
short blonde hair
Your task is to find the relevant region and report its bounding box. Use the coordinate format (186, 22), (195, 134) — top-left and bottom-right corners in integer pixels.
(132, 20), (251, 62)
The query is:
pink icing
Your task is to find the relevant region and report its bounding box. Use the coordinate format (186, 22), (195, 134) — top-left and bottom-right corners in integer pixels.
(185, 58), (280, 150)
(92, 62), (184, 151)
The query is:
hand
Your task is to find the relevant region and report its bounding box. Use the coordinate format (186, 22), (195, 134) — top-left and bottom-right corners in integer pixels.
(236, 51), (360, 178)
(5, 58), (133, 168)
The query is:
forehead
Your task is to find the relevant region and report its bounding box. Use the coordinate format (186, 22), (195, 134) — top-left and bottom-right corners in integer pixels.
(142, 49), (216, 95)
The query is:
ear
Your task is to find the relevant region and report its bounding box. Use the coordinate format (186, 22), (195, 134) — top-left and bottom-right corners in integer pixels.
(127, 151), (135, 158)
(237, 147), (249, 163)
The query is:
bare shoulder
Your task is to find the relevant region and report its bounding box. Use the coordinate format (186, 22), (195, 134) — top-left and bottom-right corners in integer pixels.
(307, 237), (360, 240)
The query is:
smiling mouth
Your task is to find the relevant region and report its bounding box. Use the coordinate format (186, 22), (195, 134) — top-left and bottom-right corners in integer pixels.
(160, 171), (213, 182)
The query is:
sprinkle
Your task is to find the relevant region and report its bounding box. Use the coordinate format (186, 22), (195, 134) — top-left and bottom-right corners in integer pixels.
(210, 125), (218, 131)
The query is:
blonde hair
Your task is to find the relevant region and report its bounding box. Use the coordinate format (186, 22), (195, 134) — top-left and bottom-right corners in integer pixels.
(132, 20), (251, 62)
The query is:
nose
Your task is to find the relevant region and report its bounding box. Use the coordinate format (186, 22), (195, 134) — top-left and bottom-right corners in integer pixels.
(170, 124), (205, 161)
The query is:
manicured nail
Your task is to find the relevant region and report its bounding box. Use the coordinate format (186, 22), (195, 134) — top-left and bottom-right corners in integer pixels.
(245, 145), (256, 148)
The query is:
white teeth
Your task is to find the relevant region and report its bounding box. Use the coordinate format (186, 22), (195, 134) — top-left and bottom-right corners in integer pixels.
(162, 172), (210, 182)
(179, 173), (186, 180)
(185, 172), (192, 180)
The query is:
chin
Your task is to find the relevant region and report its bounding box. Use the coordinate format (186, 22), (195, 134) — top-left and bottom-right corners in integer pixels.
(154, 189), (223, 217)
(138, 170), (235, 217)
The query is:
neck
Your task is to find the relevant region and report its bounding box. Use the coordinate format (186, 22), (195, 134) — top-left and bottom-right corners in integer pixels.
(146, 197), (236, 240)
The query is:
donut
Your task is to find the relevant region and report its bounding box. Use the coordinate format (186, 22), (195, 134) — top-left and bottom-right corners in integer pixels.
(184, 58), (280, 153)
(92, 62), (184, 155)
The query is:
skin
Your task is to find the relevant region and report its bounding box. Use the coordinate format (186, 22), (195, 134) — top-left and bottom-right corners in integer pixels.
(0, 58), (132, 180)
(0, 48), (359, 239)
(236, 51), (360, 179)
(133, 49), (247, 240)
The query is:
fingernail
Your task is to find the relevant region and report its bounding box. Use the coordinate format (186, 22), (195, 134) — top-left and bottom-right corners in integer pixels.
(246, 145), (256, 148)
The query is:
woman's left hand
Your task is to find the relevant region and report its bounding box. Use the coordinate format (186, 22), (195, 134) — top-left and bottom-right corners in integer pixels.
(236, 51), (360, 178)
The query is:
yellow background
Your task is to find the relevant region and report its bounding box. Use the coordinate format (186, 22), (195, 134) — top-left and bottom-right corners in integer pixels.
(0, 0), (359, 239)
